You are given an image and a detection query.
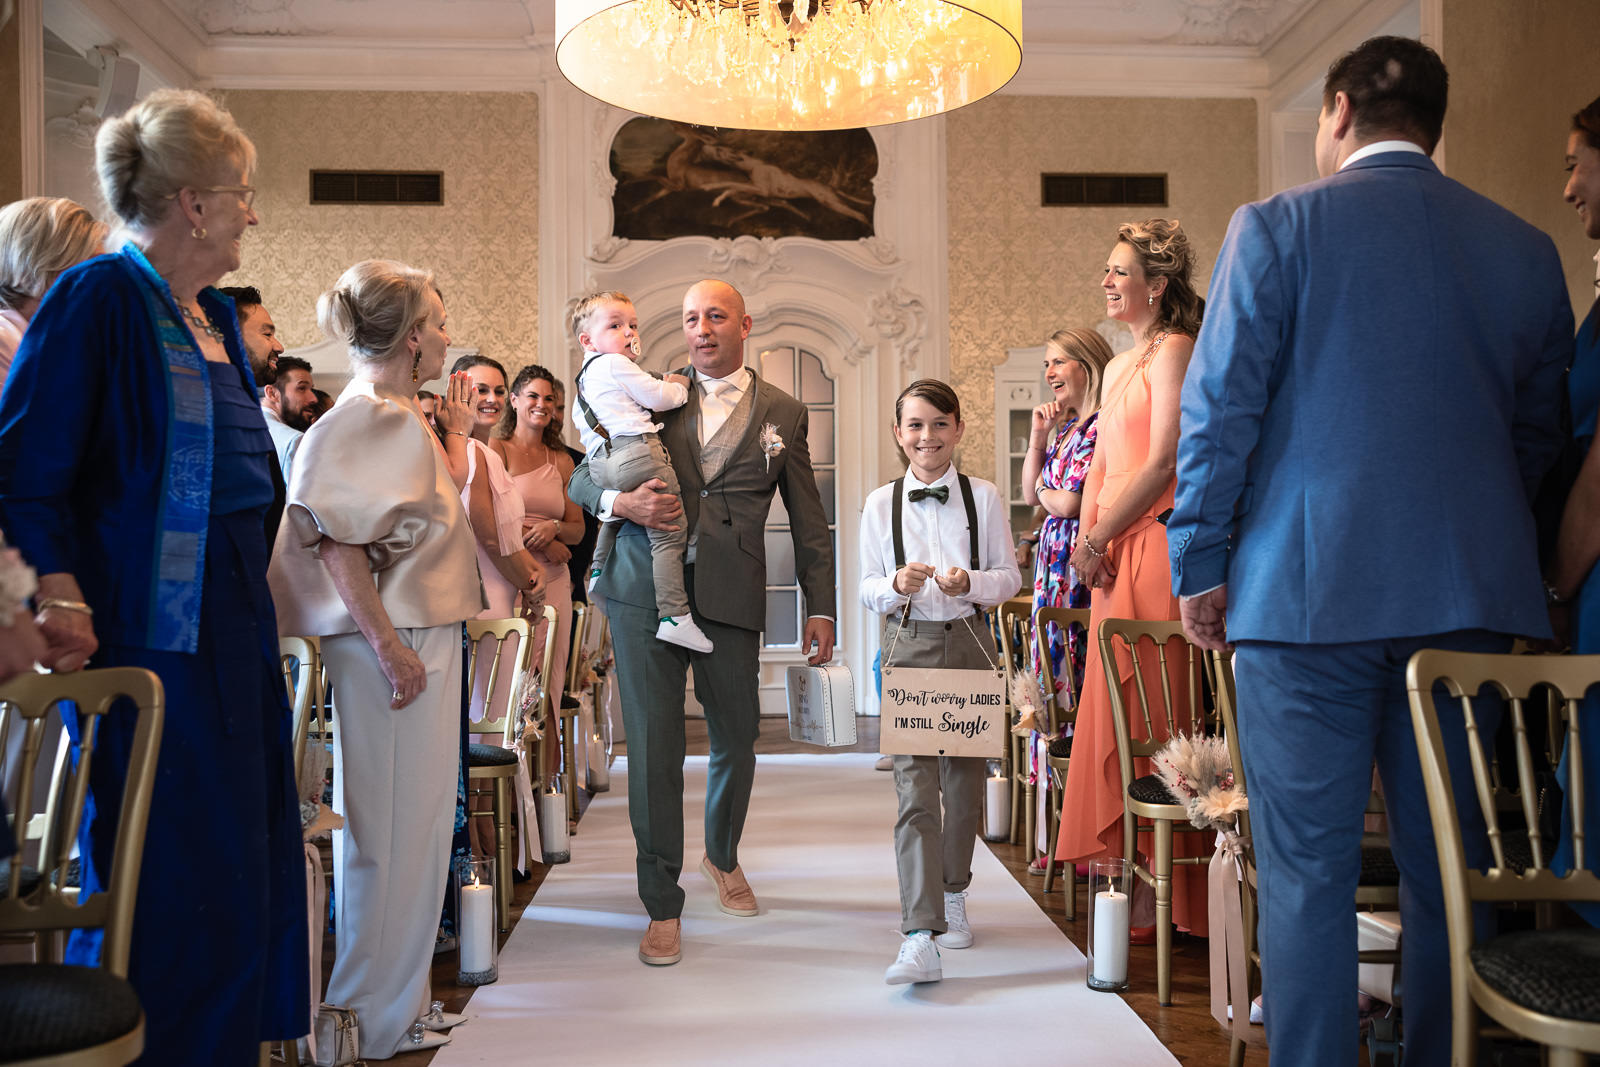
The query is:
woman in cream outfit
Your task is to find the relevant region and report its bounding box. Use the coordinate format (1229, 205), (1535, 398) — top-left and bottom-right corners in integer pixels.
(270, 260), (483, 1058)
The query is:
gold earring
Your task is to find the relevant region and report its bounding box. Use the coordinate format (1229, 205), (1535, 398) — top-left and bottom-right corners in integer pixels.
(412, 349), (421, 383)
(192, 226), (208, 240)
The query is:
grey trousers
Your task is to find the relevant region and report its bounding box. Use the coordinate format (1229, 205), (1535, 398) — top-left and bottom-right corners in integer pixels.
(587, 432), (689, 619)
(884, 614), (996, 934)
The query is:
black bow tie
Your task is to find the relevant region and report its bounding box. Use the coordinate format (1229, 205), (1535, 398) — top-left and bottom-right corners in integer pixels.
(908, 485), (948, 504)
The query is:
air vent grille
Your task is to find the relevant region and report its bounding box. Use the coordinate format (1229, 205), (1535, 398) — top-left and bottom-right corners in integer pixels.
(1041, 173), (1167, 207)
(310, 170), (444, 205)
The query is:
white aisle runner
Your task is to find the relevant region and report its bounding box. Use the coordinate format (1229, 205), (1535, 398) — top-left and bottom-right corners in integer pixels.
(431, 753), (1177, 1066)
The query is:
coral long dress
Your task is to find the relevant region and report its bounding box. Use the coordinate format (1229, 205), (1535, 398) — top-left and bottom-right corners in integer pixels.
(1054, 332), (1208, 936)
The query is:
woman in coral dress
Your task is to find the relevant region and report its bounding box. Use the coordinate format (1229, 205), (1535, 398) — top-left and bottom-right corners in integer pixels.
(1056, 219), (1208, 937)
(493, 363), (584, 778)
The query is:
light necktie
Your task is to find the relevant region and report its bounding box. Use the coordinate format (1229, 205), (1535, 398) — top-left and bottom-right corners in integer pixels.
(700, 378), (739, 446)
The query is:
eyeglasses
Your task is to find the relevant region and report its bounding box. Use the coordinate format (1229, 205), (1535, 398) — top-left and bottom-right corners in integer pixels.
(165, 185), (256, 209)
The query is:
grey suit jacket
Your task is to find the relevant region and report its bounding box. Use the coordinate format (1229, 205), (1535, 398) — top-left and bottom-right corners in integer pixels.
(569, 366), (836, 634)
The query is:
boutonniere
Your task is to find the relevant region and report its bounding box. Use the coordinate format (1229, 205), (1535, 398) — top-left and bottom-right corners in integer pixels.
(759, 422), (785, 472)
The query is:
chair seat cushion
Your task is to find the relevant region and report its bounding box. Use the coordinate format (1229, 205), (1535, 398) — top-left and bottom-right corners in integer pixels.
(0, 857), (80, 897)
(1359, 846), (1400, 887)
(1128, 773), (1181, 807)
(467, 743), (518, 767)
(1471, 928), (1600, 1023)
(0, 861), (40, 898)
(0, 962), (142, 1059)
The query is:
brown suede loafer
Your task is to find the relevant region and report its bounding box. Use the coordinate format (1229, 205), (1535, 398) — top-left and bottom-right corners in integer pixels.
(700, 855), (759, 916)
(638, 918), (681, 966)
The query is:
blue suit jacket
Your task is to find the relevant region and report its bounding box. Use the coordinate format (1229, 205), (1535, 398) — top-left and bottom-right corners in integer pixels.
(1167, 151), (1572, 644)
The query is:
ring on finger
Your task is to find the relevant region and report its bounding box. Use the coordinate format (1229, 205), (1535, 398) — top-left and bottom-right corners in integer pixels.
(392, 689), (402, 701)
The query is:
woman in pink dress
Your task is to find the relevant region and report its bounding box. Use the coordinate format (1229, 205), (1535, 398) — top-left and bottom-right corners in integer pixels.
(452, 353), (546, 867)
(493, 363), (583, 777)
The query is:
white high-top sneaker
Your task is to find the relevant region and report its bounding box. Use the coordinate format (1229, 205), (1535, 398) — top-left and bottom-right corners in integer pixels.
(884, 931), (942, 985)
(935, 891), (973, 949)
(656, 614), (714, 653)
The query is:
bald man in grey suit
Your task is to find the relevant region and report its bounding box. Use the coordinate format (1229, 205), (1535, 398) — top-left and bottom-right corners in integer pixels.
(568, 279), (836, 967)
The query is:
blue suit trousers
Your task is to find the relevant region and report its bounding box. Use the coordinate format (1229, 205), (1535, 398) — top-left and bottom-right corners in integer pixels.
(1233, 630), (1507, 1067)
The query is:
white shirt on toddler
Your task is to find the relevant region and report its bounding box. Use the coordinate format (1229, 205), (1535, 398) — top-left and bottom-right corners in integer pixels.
(575, 349), (689, 454)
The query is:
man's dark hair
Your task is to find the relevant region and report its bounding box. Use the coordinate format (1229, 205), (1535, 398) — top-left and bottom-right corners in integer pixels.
(1323, 36), (1448, 153)
(219, 285), (263, 313)
(275, 356), (312, 379)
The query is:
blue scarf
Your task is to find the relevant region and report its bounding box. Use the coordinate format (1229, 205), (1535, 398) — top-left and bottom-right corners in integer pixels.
(122, 243), (214, 654)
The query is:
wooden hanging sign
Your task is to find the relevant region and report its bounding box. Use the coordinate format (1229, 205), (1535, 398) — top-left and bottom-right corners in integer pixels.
(878, 666), (1007, 758)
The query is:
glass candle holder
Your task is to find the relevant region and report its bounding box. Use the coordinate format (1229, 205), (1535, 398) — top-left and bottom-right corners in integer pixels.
(457, 859), (498, 985)
(541, 776), (571, 864)
(1086, 857), (1131, 992)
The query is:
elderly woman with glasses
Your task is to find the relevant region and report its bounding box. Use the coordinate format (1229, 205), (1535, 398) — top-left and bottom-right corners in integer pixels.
(0, 89), (307, 1064)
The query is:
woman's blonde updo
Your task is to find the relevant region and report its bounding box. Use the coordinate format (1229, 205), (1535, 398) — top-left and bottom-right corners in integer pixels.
(95, 89), (257, 230)
(1116, 218), (1204, 338)
(0, 198), (108, 311)
(317, 260), (438, 365)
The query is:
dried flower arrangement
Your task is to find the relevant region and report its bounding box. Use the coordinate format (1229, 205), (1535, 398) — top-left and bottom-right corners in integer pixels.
(1151, 734), (1247, 831)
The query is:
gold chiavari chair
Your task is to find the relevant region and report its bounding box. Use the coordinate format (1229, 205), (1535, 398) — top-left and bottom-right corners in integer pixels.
(0, 668), (164, 1067)
(995, 596), (1034, 848)
(464, 613), (543, 931)
(1407, 650), (1600, 1067)
(1036, 605), (1092, 913)
(1099, 617), (1214, 1006)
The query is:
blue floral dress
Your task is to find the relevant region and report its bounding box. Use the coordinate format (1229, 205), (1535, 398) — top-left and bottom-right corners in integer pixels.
(1032, 412), (1098, 706)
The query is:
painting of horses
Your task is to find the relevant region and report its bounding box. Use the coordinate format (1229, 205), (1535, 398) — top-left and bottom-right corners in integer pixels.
(609, 119), (877, 241)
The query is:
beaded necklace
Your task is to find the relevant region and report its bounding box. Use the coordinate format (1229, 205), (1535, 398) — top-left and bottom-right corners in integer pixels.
(178, 301), (225, 344)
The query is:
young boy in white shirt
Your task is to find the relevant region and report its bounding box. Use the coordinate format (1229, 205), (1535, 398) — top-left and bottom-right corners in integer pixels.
(858, 378), (1021, 984)
(572, 290), (713, 653)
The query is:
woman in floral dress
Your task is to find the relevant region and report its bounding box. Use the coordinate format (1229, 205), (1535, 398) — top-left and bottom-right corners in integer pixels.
(1017, 328), (1111, 868)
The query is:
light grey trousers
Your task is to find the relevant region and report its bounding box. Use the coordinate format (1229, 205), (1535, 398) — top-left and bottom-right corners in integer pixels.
(587, 432), (690, 619)
(322, 623), (460, 1058)
(883, 614), (996, 934)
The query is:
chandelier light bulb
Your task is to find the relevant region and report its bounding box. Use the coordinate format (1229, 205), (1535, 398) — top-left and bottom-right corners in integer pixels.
(556, 0), (1022, 131)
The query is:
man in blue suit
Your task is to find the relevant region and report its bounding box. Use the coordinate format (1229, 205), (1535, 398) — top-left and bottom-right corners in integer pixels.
(1168, 36), (1572, 1067)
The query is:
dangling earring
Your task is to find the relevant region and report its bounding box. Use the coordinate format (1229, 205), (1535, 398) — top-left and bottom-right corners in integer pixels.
(1147, 293), (1154, 307)
(412, 348), (421, 383)
(192, 226), (208, 240)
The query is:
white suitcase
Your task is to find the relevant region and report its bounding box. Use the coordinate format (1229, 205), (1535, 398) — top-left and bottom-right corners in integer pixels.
(785, 664), (857, 747)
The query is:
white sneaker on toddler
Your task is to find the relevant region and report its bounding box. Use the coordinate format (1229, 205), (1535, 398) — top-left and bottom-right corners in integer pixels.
(935, 891), (972, 949)
(885, 931), (941, 985)
(657, 614), (714, 653)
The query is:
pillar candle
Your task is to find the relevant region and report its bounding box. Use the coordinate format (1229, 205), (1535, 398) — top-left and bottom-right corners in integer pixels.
(985, 773), (1009, 840)
(1092, 890), (1130, 985)
(587, 733), (609, 789)
(459, 876), (495, 974)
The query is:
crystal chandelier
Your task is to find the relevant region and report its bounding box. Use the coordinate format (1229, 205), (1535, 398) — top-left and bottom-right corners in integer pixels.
(554, 0), (1022, 131)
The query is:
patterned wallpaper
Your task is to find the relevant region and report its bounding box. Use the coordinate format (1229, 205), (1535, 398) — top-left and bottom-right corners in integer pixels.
(216, 90), (540, 366)
(946, 93), (1258, 480)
